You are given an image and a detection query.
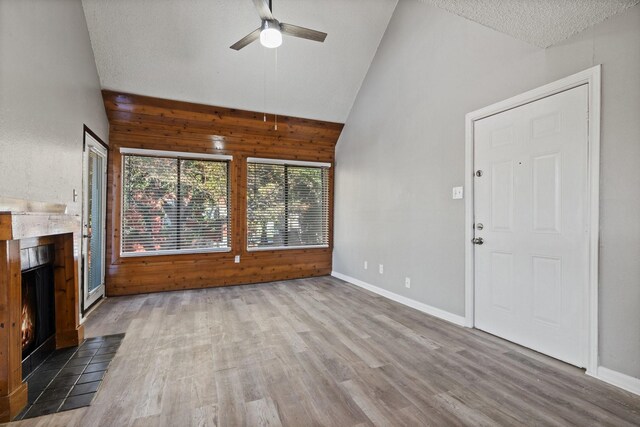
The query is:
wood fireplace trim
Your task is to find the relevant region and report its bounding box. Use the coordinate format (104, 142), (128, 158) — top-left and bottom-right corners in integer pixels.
(0, 211), (85, 421)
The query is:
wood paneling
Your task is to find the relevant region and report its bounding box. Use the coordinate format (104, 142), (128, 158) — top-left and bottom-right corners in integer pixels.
(53, 233), (84, 349)
(103, 91), (343, 296)
(0, 240), (26, 421)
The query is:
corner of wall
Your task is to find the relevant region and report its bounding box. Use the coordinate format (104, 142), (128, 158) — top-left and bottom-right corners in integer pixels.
(590, 367), (640, 396)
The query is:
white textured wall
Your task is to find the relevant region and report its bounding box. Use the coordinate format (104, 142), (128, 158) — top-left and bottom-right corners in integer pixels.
(334, 0), (640, 378)
(0, 0), (108, 215)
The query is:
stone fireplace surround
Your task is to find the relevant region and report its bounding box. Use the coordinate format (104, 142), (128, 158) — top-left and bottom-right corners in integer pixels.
(0, 199), (84, 421)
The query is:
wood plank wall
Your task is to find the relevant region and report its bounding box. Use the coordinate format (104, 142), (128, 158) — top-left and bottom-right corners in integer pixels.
(102, 91), (343, 296)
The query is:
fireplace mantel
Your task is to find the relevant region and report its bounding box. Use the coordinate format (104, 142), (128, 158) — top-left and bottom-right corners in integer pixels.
(0, 202), (84, 421)
(0, 211), (81, 241)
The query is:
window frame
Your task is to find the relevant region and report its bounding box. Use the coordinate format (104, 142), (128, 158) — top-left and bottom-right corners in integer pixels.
(246, 157), (331, 252)
(119, 148), (233, 258)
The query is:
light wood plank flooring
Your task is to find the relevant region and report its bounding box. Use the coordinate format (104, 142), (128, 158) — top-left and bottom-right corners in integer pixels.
(6, 276), (640, 426)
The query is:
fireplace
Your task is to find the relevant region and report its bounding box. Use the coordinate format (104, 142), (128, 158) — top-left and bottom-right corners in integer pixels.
(0, 198), (84, 421)
(20, 245), (56, 379)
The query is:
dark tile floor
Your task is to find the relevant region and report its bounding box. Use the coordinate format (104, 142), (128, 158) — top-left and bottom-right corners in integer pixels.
(15, 333), (124, 420)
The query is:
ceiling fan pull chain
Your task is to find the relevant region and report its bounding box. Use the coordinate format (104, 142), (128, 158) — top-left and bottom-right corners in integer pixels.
(274, 47), (278, 131)
(263, 46), (267, 122)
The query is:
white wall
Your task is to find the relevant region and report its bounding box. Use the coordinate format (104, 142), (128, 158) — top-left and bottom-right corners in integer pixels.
(0, 0), (108, 216)
(334, 0), (640, 379)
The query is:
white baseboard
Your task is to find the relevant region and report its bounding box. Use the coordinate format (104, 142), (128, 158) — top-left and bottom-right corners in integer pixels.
(331, 271), (466, 327)
(592, 366), (640, 396)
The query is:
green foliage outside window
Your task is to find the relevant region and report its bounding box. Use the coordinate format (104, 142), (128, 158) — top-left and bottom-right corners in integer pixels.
(121, 155), (229, 254)
(247, 163), (329, 249)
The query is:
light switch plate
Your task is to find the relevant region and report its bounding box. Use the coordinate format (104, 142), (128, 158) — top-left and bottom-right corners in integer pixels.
(452, 186), (464, 200)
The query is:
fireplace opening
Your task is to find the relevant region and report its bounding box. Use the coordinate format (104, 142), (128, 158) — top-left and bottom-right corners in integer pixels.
(20, 245), (56, 379)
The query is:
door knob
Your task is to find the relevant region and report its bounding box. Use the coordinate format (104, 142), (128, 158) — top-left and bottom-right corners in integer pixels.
(472, 237), (484, 245)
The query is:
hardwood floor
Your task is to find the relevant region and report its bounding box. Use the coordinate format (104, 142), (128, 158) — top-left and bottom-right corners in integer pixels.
(6, 276), (640, 426)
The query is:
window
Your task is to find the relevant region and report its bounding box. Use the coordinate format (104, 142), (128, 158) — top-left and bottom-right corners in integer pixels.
(120, 149), (231, 256)
(247, 158), (330, 250)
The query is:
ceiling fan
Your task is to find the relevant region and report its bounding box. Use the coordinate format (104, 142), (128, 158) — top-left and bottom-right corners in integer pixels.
(230, 0), (327, 50)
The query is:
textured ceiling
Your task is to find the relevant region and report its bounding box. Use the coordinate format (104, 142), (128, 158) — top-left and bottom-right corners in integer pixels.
(419, 0), (639, 48)
(82, 0), (398, 123)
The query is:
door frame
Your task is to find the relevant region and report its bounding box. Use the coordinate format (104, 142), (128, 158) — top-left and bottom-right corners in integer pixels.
(464, 65), (601, 375)
(81, 125), (109, 314)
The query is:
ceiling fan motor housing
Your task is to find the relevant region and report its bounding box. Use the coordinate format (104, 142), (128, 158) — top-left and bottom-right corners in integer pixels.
(261, 19), (281, 32)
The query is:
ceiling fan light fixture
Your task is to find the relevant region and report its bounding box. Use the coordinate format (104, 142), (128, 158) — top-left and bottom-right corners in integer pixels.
(260, 20), (282, 48)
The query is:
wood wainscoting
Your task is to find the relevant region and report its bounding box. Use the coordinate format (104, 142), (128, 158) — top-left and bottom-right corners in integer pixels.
(103, 91), (343, 296)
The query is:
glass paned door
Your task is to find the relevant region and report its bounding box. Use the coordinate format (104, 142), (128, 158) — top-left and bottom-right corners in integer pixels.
(83, 132), (107, 310)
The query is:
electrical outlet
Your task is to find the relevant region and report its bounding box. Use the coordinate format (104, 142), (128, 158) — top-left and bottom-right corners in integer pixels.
(234, 255), (240, 263)
(364, 261), (368, 270)
(405, 277), (411, 288)
(379, 264), (384, 274)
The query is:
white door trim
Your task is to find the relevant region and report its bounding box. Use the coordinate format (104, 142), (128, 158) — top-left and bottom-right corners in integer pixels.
(464, 65), (601, 375)
(82, 129), (108, 311)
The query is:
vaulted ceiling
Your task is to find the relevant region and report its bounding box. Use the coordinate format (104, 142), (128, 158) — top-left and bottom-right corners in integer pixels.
(82, 0), (398, 123)
(83, 0), (638, 123)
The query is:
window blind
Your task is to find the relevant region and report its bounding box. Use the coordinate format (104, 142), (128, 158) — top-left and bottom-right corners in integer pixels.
(121, 153), (230, 256)
(247, 160), (330, 250)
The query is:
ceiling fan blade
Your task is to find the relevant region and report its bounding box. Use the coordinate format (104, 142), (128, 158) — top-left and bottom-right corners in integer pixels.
(280, 23), (327, 43)
(230, 28), (261, 50)
(252, 0), (274, 21)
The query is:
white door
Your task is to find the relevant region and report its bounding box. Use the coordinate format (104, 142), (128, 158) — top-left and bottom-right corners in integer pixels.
(473, 85), (589, 367)
(82, 131), (108, 310)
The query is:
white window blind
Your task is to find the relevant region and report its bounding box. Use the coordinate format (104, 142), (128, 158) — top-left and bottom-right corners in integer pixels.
(247, 160), (330, 250)
(121, 153), (231, 256)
